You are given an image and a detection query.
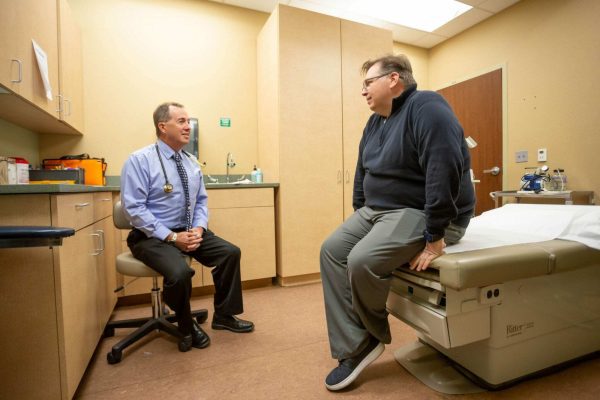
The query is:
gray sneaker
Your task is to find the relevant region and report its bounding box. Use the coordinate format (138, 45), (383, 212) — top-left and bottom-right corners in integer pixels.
(325, 337), (385, 391)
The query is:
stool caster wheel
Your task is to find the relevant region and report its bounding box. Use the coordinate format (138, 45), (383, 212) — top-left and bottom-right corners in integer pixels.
(107, 350), (122, 364)
(196, 313), (208, 324)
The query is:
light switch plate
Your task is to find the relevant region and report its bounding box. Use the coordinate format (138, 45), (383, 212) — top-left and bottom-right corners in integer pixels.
(537, 148), (547, 162)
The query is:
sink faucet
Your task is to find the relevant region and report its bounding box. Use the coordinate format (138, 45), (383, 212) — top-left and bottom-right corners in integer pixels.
(226, 152), (236, 183)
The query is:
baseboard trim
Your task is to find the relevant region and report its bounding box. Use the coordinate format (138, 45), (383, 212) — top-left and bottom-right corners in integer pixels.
(277, 272), (321, 287)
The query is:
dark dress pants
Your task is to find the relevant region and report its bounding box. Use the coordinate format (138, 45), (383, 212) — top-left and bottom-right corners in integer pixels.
(127, 228), (243, 334)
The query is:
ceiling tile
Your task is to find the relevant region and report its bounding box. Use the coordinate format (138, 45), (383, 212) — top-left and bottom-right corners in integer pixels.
(289, 0), (344, 17)
(459, 0), (487, 6)
(222, 0), (281, 13)
(477, 0), (520, 13)
(391, 25), (430, 45)
(434, 7), (493, 37)
(413, 33), (448, 49)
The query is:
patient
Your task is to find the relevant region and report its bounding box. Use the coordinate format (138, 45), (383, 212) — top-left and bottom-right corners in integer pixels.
(320, 55), (475, 390)
(120, 102), (254, 353)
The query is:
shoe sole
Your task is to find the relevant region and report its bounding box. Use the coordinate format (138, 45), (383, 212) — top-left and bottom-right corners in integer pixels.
(325, 342), (384, 391)
(192, 338), (211, 349)
(211, 322), (254, 333)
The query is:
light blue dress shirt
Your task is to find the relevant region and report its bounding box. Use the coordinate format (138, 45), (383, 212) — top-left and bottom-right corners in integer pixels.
(120, 139), (208, 241)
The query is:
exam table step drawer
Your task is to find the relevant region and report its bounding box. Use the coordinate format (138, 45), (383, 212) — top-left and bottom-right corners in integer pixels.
(387, 289), (451, 348)
(387, 284), (492, 349)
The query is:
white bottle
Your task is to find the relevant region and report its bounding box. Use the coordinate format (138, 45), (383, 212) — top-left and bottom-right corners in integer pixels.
(250, 165), (258, 183)
(255, 167), (263, 183)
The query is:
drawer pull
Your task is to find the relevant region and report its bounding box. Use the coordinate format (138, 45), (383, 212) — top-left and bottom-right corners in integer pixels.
(97, 229), (105, 252)
(75, 202), (91, 209)
(100, 198), (112, 202)
(90, 232), (101, 255)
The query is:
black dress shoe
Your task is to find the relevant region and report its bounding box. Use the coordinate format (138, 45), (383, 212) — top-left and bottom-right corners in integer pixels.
(191, 320), (210, 349)
(211, 314), (254, 333)
(178, 335), (193, 352)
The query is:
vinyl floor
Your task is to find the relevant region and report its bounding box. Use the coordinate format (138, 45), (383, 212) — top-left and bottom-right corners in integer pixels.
(75, 282), (600, 399)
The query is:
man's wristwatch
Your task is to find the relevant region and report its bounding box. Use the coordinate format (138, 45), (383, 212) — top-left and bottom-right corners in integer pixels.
(423, 230), (443, 243)
(167, 232), (177, 244)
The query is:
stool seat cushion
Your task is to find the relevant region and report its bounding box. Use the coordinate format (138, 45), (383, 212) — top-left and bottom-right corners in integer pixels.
(116, 252), (160, 277)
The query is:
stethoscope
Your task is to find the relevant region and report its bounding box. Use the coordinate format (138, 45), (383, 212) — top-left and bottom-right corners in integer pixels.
(155, 143), (192, 194)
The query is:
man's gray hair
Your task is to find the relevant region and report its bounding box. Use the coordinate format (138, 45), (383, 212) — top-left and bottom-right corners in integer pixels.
(153, 102), (184, 137)
(361, 54), (416, 86)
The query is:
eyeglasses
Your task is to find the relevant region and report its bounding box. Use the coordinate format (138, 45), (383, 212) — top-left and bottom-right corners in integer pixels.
(362, 72), (392, 91)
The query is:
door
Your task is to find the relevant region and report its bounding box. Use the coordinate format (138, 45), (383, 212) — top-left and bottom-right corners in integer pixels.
(437, 69), (503, 214)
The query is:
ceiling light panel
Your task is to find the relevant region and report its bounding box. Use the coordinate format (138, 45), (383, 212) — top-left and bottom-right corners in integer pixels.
(349, 0), (472, 32)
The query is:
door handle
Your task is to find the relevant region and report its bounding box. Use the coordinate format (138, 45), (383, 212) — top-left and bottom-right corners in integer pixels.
(483, 166), (501, 176)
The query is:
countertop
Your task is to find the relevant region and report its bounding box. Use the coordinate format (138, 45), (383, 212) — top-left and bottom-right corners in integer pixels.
(0, 182), (278, 194)
(205, 182), (278, 189)
(0, 184), (121, 194)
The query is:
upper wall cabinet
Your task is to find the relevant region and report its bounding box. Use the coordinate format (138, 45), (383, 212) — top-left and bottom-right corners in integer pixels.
(257, 5), (392, 283)
(0, 0), (59, 115)
(0, 0), (83, 135)
(58, 0), (84, 133)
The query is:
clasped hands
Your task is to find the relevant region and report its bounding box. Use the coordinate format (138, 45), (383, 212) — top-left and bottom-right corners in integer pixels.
(173, 227), (204, 252)
(409, 238), (446, 272)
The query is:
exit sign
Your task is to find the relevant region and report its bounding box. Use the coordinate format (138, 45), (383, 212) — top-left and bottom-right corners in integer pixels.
(219, 117), (231, 127)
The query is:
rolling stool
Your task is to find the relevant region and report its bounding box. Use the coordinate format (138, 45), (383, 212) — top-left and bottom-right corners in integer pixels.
(103, 201), (208, 364)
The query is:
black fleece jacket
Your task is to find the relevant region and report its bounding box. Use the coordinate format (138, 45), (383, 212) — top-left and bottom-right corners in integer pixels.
(353, 84), (475, 236)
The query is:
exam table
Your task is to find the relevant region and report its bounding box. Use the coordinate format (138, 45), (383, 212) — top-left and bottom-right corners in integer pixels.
(386, 204), (600, 392)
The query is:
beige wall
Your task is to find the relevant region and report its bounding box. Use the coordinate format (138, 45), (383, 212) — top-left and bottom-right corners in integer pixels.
(393, 42), (429, 89)
(0, 119), (39, 167)
(39, 0), (268, 176)
(428, 0), (600, 197)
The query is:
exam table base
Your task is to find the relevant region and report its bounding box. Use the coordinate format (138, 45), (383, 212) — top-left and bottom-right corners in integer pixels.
(395, 340), (599, 393)
(394, 341), (485, 394)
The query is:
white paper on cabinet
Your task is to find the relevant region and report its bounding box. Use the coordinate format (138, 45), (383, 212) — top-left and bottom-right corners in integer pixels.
(32, 39), (53, 100)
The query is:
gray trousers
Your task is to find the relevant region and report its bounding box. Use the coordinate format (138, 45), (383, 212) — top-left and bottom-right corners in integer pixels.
(320, 206), (466, 360)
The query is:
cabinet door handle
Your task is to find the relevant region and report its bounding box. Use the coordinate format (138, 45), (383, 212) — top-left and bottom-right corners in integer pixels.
(75, 202), (90, 209)
(337, 170), (342, 184)
(98, 229), (105, 252)
(345, 170), (350, 184)
(65, 98), (72, 116)
(56, 94), (63, 113)
(90, 232), (101, 256)
(11, 59), (22, 83)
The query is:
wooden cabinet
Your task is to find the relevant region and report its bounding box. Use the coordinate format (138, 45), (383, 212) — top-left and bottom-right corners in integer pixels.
(200, 188), (276, 285)
(0, 192), (117, 400)
(0, 0), (59, 115)
(51, 192), (116, 399)
(57, 0), (84, 133)
(0, 0), (83, 135)
(116, 187), (277, 296)
(257, 5), (392, 284)
(0, 194), (62, 400)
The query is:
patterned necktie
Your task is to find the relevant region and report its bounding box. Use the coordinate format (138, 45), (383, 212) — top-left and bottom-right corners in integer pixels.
(173, 152), (192, 231)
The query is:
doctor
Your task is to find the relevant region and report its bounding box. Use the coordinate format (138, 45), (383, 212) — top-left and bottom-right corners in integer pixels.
(320, 55), (475, 390)
(121, 102), (254, 353)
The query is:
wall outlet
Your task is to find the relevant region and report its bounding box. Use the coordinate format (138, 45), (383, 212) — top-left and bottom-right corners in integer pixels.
(515, 150), (528, 163)
(537, 148), (547, 162)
